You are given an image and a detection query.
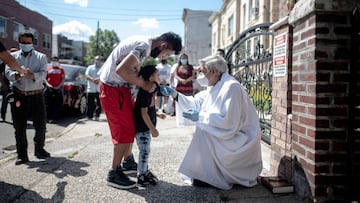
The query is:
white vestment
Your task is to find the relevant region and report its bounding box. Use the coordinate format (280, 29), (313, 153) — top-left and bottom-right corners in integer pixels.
(177, 73), (263, 190)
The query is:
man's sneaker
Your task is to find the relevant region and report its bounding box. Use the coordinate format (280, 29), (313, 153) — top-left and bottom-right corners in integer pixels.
(122, 154), (137, 175)
(137, 170), (159, 187)
(34, 148), (51, 159)
(106, 168), (136, 189)
(15, 157), (29, 165)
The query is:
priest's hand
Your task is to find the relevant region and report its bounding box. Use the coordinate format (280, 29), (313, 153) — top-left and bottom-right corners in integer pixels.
(182, 109), (199, 121)
(160, 85), (176, 97)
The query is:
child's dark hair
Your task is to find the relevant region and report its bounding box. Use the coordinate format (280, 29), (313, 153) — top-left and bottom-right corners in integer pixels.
(138, 65), (158, 81)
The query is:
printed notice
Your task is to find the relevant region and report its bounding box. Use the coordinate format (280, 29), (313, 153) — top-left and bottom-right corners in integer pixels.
(273, 32), (288, 77)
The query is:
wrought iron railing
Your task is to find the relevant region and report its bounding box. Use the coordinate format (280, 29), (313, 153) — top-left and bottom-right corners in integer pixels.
(225, 23), (273, 144)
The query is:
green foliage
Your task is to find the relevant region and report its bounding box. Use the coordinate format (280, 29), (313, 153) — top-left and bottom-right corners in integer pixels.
(248, 84), (272, 113)
(84, 29), (120, 66)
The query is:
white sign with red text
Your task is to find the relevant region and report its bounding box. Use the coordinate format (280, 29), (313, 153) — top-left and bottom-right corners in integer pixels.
(273, 32), (288, 77)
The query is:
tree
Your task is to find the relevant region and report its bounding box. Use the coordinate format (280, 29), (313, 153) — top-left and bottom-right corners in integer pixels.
(84, 29), (119, 65)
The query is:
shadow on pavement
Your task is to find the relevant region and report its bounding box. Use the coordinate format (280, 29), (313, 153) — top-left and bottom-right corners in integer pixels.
(25, 156), (90, 179)
(126, 180), (222, 202)
(0, 181), (67, 203)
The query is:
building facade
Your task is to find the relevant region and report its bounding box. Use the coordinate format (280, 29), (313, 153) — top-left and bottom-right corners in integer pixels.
(52, 34), (86, 65)
(0, 0), (52, 58)
(182, 9), (214, 65)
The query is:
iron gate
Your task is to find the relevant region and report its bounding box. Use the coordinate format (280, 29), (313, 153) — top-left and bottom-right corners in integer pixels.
(225, 23), (273, 144)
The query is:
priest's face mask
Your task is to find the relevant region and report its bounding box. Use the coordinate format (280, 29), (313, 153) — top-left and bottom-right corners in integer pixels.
(199, 64), (219, 86)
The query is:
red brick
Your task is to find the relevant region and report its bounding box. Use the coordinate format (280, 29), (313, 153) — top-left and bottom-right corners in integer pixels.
(292, 123), (306, 134)
(333, 119), (348, 128)
(308, 37), (316, 45)
(307, 128), (316, 138)
(317, 73), (330, 82)
(292, 84), (306, 91)
(316, 97), (330, 105)
(316, 107), (347, 116)
(316, 14), (347, 24)
(315, 164), (330, 173)
(333, 164), (347, 174)
(294, 21), (306, 32)
(300, 73), (317, 82)
(307, 84), (316, 94)
(316, 27), (330, 34)
(331, 141), (347, 151)
(299, 116), (316, 127)
(317, 61), (348, 71)
(315, 130), (346, 139)
(293, 104), (306, 113)
(300, 95), (316, 104)
(315, 141), (329, 150)
(315, 119), (330, 128)
(301, 28), (316, 40)
(333, 73), (350, 82)
(293, 41), (306, 52)
(299, 136), (315, 148)
(314, 174), (346, 185)
(316, 84), (347, 93)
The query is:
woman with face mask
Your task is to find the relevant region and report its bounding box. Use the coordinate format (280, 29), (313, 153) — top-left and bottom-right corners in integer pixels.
(174, 53), (195, 96)
(172, 53), (196, 126)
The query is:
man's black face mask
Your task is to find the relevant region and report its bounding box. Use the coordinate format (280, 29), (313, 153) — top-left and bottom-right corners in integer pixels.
(150, 47), (161, 58)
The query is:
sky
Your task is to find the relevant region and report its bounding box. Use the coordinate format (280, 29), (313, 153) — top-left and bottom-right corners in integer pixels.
(16, 0), (222, 42)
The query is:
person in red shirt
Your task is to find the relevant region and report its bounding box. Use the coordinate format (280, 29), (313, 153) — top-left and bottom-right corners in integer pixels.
(44, 57), (65, 123)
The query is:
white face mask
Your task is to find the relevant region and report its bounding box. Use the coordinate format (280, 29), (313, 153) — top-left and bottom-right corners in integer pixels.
(52, 62), (60, 67)
(197, 73), (209, 87)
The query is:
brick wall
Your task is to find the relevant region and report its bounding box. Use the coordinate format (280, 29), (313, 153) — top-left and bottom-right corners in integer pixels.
(270, 23), (293, 179)
(289, 0), (360, 201)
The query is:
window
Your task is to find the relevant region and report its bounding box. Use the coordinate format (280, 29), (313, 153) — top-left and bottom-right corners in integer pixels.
(212, 32), (216, 47)
(13, 22), (24, 41)
(43, 33), (51, 49)
(227, 15), (234, 37)
(29, 28), (38, 46)
(248, 0), (253, 21)
(242, 4), (246, 28)
(0, 17), (6, 38)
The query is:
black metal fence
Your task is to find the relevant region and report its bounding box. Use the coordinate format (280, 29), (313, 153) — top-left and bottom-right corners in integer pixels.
(225, 23), (273, 144)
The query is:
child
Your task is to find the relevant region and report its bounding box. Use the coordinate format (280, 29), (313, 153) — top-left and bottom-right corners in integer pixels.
(134, 65), (166, 187)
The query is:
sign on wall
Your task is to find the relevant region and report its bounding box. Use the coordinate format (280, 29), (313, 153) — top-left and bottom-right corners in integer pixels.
(273, 32), (288, 77)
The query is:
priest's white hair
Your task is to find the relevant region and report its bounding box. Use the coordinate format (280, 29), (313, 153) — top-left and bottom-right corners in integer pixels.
(199, 55), (228, 74)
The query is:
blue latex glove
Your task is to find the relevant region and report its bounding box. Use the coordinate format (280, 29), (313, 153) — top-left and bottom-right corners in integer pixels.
(182, 109), (199, 121)
(160, 85), (175, 97)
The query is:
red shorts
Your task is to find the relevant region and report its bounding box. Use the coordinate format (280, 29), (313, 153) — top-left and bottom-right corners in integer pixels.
(99, 82), (135, 144)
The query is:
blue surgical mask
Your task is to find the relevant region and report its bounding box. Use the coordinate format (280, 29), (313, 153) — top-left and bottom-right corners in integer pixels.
(95, 60), (103, 68)
(19, 43), (33, 52)
(180, 59), (188, 65)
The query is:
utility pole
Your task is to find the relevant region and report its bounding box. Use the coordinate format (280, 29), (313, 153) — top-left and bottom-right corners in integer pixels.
(96, 20), (99, 55)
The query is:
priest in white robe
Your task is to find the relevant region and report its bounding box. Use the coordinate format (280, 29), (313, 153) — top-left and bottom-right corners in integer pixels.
(160, 55), (263, 190)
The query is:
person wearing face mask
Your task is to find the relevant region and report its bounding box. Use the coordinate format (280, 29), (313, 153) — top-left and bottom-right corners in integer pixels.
(5, 31), (50, 165)
(160, 55), (262, 190)
(173, 53), (195, 126)
(85, 55), (105, 121)
(44, 56), (65, 124)
(97, 32), (182, 189)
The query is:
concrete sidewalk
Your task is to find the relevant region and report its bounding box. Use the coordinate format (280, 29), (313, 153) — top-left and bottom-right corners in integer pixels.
(0, 114), (302, 203)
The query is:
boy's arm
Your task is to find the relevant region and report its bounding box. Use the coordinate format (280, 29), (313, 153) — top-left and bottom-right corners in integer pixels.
(141, 107), (159, 137)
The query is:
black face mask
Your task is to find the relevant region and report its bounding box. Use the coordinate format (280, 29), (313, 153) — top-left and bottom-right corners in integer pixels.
(150, 47), (161, 58)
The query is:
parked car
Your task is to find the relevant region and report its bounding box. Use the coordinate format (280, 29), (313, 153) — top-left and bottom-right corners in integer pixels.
(47, 63), (88, 115)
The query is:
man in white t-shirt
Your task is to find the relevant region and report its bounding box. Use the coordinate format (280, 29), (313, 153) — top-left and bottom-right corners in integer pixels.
(85, 55), (104, 121)
(155, 58), (171, 110)
(98, 32), (182, 189)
